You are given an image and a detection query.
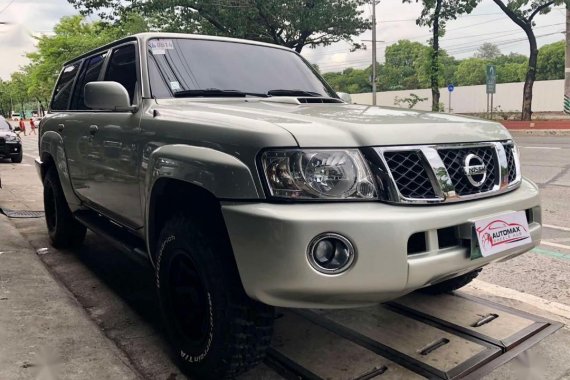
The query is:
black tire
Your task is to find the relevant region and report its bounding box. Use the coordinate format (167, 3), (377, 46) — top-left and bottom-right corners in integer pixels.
(43, 168), (86, 248)
(156, 217), (274, 379)
(11, 151), (22, 163)
(419, 269), (482, 295)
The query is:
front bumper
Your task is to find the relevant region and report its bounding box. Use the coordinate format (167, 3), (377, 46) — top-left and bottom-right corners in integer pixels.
(221, 178), (541, 308)
(0, 142), (21, 157)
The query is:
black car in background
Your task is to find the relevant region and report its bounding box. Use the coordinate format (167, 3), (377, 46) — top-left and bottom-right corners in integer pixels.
(0, 116), (22, 163)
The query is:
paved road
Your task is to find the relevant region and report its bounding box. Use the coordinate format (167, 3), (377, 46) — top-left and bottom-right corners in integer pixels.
(2, 132), (570, 378)
(478, 134), (570, 306)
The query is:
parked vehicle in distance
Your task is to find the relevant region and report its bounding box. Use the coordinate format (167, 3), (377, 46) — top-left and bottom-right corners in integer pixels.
(0, 116), (22, 163)
(36, 33), (542, 379)
(10, 112), (20, 121)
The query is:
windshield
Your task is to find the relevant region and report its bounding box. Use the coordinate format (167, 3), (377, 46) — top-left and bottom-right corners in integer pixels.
(147, 38), (336, 99)
(0, 119), (11, 131)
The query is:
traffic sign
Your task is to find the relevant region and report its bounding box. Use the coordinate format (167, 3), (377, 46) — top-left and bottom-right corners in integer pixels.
(486, 65), (496, 94)
(448, 84), (455, 92)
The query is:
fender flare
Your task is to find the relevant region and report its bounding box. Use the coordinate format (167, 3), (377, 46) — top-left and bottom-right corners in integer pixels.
(38, 131), (82, 210)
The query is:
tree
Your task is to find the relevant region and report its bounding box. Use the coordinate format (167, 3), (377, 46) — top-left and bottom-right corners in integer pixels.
(455, 58), (487, 86)
(491, 0), (566, 120)
(67, 0), (371, 53)
(403, 0), (479, 111)
(537, 40), (565, 80)
(380, 40), (428, 90)
(475, 43), (502, 59)
(24, 14), (149, 109)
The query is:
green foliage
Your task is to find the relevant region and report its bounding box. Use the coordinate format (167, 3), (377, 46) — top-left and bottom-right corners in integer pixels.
(68, 0), (371, 53)
(323, 67), (371, 93)
(537, 40), (564, 80)
(380, 40), (428, 90)
(393, 93), (428, 109)
(455, 58), (487, 86)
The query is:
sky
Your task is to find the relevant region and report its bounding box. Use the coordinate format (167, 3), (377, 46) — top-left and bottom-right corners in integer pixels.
(0, 0), (566, 79)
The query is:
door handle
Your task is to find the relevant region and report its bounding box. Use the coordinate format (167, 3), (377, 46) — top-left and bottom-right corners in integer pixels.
(57, 124), (65, 132)
(89, 125), (99, 135)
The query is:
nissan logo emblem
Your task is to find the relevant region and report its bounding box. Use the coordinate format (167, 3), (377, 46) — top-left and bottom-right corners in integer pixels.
(464, 154), (487, 187)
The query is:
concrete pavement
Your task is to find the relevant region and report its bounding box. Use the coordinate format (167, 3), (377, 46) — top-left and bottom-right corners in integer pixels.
(0, 213), (141, 379)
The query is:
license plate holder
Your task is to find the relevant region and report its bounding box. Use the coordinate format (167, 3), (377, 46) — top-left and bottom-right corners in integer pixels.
(470, 211), (532, 260)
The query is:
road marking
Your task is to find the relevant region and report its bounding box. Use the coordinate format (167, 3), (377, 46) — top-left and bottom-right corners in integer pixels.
(533, 247), (570, 260)
(541, 241), (570, 251)
(543, 224), (570, 233)
(465, 279), (570, 321)
(519, 146), (562, 150)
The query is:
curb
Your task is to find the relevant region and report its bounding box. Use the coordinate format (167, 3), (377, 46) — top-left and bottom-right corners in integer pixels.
(508, 129), (570, 136)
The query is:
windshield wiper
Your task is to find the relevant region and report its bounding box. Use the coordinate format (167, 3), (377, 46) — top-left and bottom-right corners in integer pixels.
(267, 89), (323, 97)
(173, 88), (268, 98)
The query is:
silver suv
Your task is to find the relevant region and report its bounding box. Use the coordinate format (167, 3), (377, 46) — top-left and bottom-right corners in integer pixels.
(36, 33), (541, 379)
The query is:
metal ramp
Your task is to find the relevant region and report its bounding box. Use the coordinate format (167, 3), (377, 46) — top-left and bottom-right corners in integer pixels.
(251, 292), (562, 380)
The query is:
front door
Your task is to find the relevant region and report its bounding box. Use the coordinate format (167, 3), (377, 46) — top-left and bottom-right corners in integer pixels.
(64, 43), (144, 228)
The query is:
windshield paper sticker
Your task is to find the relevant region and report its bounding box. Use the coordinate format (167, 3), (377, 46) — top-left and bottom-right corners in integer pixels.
(170, 81), (181, 91)
(149, 39), (174, 55)
(474, 211), (531, 257)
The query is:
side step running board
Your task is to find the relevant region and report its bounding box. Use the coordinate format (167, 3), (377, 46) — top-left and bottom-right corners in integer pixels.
(74, 211), (150, 267)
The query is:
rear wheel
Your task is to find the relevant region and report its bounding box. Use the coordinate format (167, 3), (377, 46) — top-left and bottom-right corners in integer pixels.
(156, 217), (274, 379)
(43, 168), (86, 248)
(419, 269), (482, 295)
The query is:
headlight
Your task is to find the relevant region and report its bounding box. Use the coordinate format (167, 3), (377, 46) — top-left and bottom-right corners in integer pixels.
(5, 135), (18, 142)
(261, 149), (377, 200)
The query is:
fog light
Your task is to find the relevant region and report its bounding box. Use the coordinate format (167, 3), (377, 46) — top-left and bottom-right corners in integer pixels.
(307, 233), (355, 274)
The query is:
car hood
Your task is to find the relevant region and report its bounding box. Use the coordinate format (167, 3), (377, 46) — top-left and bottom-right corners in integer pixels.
(0, 131), (16, 139)
(155, 98), (512, 147)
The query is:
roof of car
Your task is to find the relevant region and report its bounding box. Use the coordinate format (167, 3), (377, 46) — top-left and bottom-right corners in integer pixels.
(64, 33), (292, 66)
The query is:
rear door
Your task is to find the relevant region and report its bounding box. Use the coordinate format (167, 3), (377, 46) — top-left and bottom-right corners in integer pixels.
(60, 52), (108, 203)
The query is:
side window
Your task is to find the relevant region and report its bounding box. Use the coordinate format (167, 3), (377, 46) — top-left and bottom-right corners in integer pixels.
(51, 63), (80, 111)
(104, 44), (137, 104)
(71, 52), (107, 110)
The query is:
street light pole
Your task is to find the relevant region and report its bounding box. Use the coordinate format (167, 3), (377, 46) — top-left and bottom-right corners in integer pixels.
(565, 4), (570, 114)
(372, 0), (377, 106)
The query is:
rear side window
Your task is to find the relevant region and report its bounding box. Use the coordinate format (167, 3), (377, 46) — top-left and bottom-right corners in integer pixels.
(71, 52), (107, 110)
(51, 63), (80, 111)
(104, 44), (138, 104)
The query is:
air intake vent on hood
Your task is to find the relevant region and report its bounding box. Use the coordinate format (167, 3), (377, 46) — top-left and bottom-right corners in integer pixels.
(297, 97), (344, 104)
(262, 97), (344, 105)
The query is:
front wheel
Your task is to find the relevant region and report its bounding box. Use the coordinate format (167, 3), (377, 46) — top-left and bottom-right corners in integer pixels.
(11, 151), (22, 163)
(419, 269), (482, 295)
(156, 217), (274, 379)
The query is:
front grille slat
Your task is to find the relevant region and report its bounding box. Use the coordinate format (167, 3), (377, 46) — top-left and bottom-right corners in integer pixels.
(384, 151), (436, 199)
(378, 141), (519, 203)
(438, 146), (497, 196)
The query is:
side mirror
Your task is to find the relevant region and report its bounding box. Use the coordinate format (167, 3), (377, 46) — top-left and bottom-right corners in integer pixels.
(337, 92), (352, 104)
(85, 81), (136, 112)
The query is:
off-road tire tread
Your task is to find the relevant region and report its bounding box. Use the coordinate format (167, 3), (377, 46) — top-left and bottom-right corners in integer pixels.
(419, 269), (482, 295)
(157, 216), (274, 379)
(44, 168), (86, 248)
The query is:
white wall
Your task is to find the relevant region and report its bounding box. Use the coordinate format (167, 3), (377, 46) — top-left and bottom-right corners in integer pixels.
(350, 80), (564, 113)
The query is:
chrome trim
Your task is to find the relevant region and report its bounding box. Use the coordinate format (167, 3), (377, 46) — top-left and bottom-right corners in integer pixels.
(373, 141), (521, 205)
(307, 233), (356, 275)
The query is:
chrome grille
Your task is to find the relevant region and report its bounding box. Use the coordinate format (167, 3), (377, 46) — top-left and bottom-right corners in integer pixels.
(384, 151), (436, 199)
(374, 141), (520, 204)
(438, 146), (497, 196)
(503, 142), (517, 184)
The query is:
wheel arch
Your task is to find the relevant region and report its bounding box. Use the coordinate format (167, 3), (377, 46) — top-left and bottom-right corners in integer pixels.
(146, 178), (233, 265)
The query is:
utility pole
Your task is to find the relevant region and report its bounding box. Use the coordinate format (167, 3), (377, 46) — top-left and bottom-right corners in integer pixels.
(564, 3), (570, 114)
(371, 0), (377, 106)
